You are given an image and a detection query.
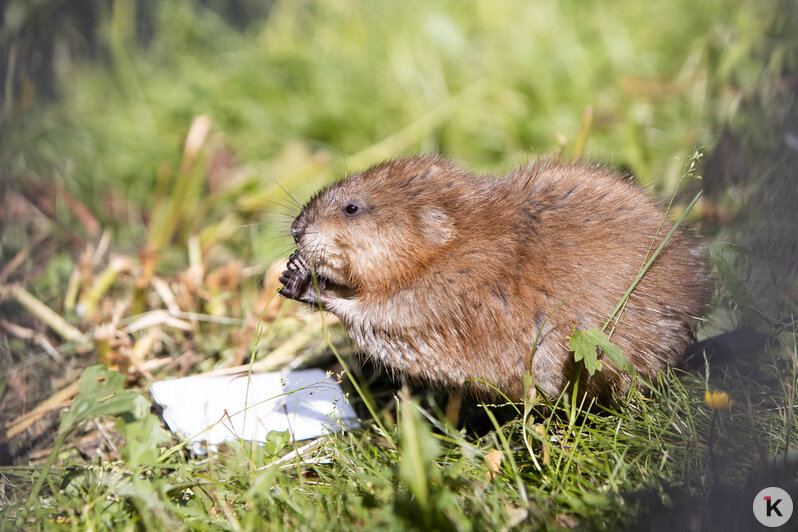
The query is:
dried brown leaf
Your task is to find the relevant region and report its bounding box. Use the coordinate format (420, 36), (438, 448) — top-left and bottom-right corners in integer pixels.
(484, 449), (503, 482)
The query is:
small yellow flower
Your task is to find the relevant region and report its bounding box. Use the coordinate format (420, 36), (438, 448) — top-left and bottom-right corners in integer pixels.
(704, 389), (732, 410)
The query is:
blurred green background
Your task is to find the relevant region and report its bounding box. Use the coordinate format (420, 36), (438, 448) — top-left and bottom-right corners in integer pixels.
(3, 0), (795, 266)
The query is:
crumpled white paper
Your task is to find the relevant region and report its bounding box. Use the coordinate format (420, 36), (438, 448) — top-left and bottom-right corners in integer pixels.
(149, 369), (358, 453)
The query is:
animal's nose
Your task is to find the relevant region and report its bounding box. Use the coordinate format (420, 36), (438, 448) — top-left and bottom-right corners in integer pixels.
(291, 226), (301, 244)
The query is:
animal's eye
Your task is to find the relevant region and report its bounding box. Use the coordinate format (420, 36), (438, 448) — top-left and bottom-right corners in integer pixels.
(343, 204), (359, 216)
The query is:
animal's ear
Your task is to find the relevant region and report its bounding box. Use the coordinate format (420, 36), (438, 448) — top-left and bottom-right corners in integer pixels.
(420, 208), (455, 246)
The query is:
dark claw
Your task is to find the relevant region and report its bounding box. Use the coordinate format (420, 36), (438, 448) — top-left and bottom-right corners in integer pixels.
(279, 266), (311, 300)
(279, 252), (328, 307)
(287, 252), (307, 270)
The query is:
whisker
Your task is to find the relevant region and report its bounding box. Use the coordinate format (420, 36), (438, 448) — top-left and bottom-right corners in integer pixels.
(254, 235), (293, 246)
(335, 140), (349, 181)
(268, 219), (294, 227)
(269, 177), (303, 210)
(239, 222), (269, 229)
(273, 245), (296, 258)
(241, 193), (302, 211)
(270, 211), (300, 218)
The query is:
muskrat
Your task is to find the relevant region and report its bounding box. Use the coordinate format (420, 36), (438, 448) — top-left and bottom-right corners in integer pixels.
(279, 155), (711, 402)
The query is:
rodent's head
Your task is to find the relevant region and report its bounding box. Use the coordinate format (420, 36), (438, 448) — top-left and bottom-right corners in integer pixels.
(290, 155), (462, 293)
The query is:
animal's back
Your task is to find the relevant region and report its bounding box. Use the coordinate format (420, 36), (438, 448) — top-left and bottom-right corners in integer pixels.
(491, 160), (710, 399)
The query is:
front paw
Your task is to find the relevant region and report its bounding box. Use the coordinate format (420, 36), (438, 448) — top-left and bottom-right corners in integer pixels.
(279, 266), (311, 301)
(282, 273), (327, 307)
(286, 252), (310, 273)
(280, 253), (311, 299)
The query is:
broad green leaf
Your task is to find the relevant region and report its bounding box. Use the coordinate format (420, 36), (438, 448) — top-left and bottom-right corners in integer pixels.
(569, 328), (632, 376)
(61, 365), (171, 466)
(264, 430), (291, 456)
(60, 365), (141, 434)
(115, 399), (172, 466)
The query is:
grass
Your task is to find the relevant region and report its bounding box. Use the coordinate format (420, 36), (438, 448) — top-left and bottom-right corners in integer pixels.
(1, 0), (798, 529)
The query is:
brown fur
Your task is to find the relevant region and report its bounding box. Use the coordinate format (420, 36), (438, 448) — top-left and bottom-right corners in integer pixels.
(279, 155), (711, 402)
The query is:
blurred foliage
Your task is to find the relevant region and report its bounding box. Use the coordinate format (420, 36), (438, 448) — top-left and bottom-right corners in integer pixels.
(2, 0), (797, 262)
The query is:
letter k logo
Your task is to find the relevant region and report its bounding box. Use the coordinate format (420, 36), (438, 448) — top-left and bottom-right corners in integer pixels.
(765, 496), (783, 517)
(754, 487), (792, 526)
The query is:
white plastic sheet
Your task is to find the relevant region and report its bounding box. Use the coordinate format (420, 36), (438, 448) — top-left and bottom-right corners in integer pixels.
(149, 369), (358, 452)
